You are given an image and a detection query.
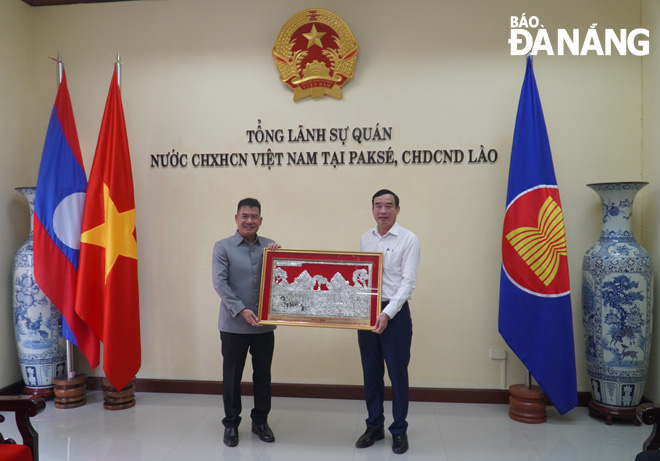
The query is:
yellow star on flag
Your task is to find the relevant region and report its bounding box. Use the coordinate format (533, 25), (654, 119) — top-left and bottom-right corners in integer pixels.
(303, 24), (326, 49)
(81, 183), (137, 281)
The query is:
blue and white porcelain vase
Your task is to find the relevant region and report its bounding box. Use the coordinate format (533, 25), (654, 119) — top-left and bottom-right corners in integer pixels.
(12, 187), (66, 398)
(582, 181), (653, 424)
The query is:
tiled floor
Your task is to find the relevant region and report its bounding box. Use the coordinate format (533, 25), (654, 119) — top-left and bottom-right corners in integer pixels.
(0, 391), (651, 460)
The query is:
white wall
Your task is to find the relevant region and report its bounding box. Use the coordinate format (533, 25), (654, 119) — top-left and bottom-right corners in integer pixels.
(642, 0), (660, 403)
(0, 0), (33, 389)
(1, 0), (650, 398)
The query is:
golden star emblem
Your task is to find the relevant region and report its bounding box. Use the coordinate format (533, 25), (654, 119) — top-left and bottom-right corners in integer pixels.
(303, 24), (326, 49)
(81, 183), (137, 281)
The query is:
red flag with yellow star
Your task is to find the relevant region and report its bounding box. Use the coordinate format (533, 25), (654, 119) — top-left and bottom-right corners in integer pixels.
(74, 67), (140, 391)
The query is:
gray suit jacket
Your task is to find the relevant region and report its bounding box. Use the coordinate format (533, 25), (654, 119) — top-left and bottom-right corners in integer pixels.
(212, 231), (276, 334)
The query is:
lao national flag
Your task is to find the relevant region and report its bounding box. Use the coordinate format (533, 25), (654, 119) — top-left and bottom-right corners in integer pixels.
(74, 67), (141, 391)
(498, 56), (577, 415)
(34, 68), (100, 369)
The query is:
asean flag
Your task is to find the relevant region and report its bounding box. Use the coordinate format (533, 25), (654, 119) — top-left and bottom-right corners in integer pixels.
(498, 56), (577, 415)
(34, 68), (100, 369)
(74, 67), (141, 391)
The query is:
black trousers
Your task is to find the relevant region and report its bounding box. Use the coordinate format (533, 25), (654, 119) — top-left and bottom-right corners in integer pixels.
(357, 302), (412, 434)
(220, 330), (274, 428)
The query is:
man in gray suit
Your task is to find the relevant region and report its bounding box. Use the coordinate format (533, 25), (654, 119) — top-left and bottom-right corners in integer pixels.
(212, 198), (280, 447)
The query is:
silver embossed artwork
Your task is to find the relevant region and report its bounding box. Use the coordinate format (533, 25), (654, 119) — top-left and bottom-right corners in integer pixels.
(270, 261), (373, 319)
(259, 250), (382, 329)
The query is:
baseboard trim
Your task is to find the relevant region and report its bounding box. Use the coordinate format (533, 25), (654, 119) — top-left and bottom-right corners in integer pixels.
(0, 381), (25, 395)
(84, 377), (592, 407)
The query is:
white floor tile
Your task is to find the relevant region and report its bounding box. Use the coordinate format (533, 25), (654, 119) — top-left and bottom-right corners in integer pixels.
(0, 391), (652, 461)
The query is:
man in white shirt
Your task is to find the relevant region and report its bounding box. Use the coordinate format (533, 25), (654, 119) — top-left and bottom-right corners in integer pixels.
(355, 189), (420, 455)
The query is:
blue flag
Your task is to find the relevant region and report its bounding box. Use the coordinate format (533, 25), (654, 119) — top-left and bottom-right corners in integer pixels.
(34, 68), (100, 368)
(499, 56), (577, 415)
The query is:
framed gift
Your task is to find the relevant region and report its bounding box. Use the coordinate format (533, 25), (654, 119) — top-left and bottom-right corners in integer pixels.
(258, 249), (382, 329)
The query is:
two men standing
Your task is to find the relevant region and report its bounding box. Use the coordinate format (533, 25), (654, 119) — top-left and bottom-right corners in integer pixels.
(213, 190), (419, 454)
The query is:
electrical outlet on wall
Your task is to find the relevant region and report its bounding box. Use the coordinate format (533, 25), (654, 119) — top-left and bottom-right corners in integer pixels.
(490, 349), (507, 360)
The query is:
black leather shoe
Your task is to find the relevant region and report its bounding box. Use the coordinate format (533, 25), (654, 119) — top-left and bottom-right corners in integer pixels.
(223, 427), (239, 447)
(251, 422), (275, 442)
(392, 433), (408, 454)
(355, 428), (385, 448)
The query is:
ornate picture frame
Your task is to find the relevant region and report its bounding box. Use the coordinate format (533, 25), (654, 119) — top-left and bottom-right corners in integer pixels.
(258, 249), (382, 329)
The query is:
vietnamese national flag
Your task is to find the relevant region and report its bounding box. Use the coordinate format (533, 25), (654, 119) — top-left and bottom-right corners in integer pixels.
(34, 68), (100, 369)
(498, 56), (577, 415)
(74, 67), (141, 391)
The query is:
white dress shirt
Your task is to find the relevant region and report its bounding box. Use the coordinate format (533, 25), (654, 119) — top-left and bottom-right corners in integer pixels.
(360, 222), (420, 319)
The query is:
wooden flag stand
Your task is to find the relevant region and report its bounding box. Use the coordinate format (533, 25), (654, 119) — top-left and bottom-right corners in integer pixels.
(508, 383), (547, 424)
(508, 371), (547, 424)
(53, 373), (87, 409)
(102, 377), (136, 410)
(54, 328), (88, 409)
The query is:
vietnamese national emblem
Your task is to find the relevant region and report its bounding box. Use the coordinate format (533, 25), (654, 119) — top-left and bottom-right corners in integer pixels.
(272, 9), (359, 101)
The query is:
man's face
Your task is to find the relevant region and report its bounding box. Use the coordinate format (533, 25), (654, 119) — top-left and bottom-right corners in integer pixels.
(235, 206), (262, 242)
(372, 194), (399, 231)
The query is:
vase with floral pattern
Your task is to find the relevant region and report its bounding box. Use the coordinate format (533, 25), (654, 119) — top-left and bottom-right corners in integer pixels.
(582, 181), (653, 425)
(12, 187), (66, 398)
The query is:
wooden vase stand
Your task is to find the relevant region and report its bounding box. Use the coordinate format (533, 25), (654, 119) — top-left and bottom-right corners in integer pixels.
(22, 385), (54, 400)
(588, 400), (641, 426)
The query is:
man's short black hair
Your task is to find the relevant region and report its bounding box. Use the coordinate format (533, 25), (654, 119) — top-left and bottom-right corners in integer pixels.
(372, 189), (399, 207)
(237, 198), (261, 214)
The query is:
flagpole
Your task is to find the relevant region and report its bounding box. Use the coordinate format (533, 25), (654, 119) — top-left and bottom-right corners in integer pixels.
(55, 52), (78, 382)
(526, 369), (532, 389)
(115, 53), (121, 92)
(56, 52), (63, 88)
